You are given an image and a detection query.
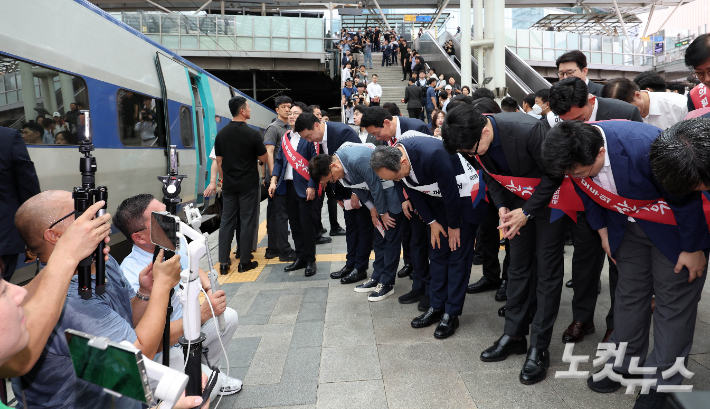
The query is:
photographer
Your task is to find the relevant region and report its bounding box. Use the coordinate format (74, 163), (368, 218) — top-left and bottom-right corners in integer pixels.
(355, 83), (370, 106)
(135, 108), (158, 147)
(11, 191), (183, 409)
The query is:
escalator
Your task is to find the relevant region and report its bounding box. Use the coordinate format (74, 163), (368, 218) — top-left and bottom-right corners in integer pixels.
(416, 31), (551, 105)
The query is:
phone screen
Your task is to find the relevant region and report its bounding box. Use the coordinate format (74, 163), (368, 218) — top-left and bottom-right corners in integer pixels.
(66, 331), (152, 404)
(150, 211), (178, 251)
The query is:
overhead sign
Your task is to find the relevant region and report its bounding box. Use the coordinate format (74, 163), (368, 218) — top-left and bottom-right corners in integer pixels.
(654, 42), (664, 54)
(652, 36), (664, 42)
(416, 15), (432, 22)
(404, 15), (415, 21)
(641, 36), (650, 41)
(675, 38), (691, 47)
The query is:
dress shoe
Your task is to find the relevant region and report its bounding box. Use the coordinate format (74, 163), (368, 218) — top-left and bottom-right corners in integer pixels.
(264, 248), (280, 259)
(466, 276), (499, 294)
(602, 328), (613, 343)
(411, 308), (443, 328)
(330, 265), (354, 279)
(368, 283), (394, 301)
(587, 369), (623, 393)
(341, 269), (367, 284)
(305, 261), (317, 277)
(330, 227), (346, 236)
(480, 334), (527, 362)
(220, 264), (231, 275)
(284, 259), (307, 272)
(238, 261), (258, 273)
(565, 279), (573, 288)
(633, 388), (668, 409)
(279, 251), (297, 262)
(319, 227), (327, 234)
(434, 314), (459, 339)
(498, 306), (506, 317)
(519, 347), (550, 385)
(417, 296), (430, 312)
(316, 236), (332, 244)
(354, 278), (378, 292)
(562, 321), (595, 343)
(398, 289), (423, 304)
(397, 264), (413, 278)
(494, 280), (507, 302)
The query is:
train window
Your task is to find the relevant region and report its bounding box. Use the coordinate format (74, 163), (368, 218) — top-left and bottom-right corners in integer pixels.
(179, 106), (194, 148)
(117, 89), (166, 148)
(0, 55), (89, 145)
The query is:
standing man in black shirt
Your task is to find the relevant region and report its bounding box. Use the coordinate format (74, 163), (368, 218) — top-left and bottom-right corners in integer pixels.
(215, 96), (268, 274)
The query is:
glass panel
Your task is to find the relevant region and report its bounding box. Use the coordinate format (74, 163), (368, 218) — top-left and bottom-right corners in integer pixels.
(581, 35), (590, 50)
(182, 15), (199, 34)
(530, 31), (543, 48)
(272, 17), (289, 37)
(145, 15), (160, 33)
(217, 16), (235, 35)
(306, 19), (322, 38)
(505, 29), (516, 46)
(179, 106), (194, 148)
(161, 15), (180, 34)
(145, 34), (160, 43)
(0, 75), (4, 92)
(645, 56), (654, 66)
(123, 13), (141, 31)
(542, 31), (554, 48)
(217, 36), (236, 50)
(591, 35), (602, 51)
(543, 48), (555, 61)
(7, 91), (17, 104)
(591, 52), (602, 64)
(181, 35), (199, 49)
(602, 36), (612, 52)
(517, 47), (530, 59)
(0, 92), (5, 106)
(5, 73), (16, 91)
(162, 35), (179, 49)
(584, 51), (591, 60)
(613, 53), (623, 65)
(290, 18), (306, 38)
(602, 53), (612, 64)
(530, 48), (543, 60)
(254, 37), (270, 51)
(200, 36), (218, 50)
(198, 16), (217, 35)
(117, 89), (165, 148)
(235, 16), (254, 36)
(612, 38), (622, 53)
(555, 49), (565, 58)
(568, 33), (579, 50)
(517, 29), (530, 47)
(272, 37), (289, 51)
(290, 38), (306, 52)
(509, 47), (516, 53)
(307, 39), (323, 52)
(555, 32), (566, 49)
(254, 17), (270, 36)
(237, 37), (254, 50)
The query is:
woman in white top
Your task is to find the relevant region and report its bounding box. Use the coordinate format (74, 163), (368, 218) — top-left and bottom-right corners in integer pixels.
(602, 77), (688, 130)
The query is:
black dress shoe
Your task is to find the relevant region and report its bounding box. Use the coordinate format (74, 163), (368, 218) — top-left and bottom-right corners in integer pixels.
(330, 265), (354, 279)
(284, 259), (307, 272)
(565, 279), (573, 288)
(411, 308), (443, 328)
(498, 306), (506, 317)
(434, 314), (459, 339)
(398, 289), (423, 304)
(494, 280), (507, 302)
(519, 347), (549, 385)
(220, 264), (231, 275)
(279, 251), (297, 262)
(417, 296), (430, 312)
(305, 261), (317, 277)
(341, 269), (367, 284)
(330, 227), (346, 236)
(466, 276), (499, 294)
(264, 249), (280, 259)
(480, 334), (527, 362)
(633, 388), (668, 409)
(316, 236), (332, 244)
(587, 369), (623, 393)
(320, 227), (327, 234)
(397, 264), (413, 278)
(238, 261), (258, 273)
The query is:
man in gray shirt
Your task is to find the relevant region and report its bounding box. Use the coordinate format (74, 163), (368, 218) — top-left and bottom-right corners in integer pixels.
(263, 95), (297, 261)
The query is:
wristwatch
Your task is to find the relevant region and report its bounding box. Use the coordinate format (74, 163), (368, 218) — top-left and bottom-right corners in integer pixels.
(522, 209), (535, 220)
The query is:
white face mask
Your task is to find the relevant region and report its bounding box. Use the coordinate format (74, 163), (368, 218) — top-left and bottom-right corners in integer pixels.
(532, 104), (543, 115)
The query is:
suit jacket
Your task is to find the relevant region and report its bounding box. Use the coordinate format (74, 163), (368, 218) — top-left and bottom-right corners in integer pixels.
(324, 121), (362, 200)
(587, 80), (604, 97)
(596, 97), (643, 122)
(271, 131), (318, 198)
(397, 116), (432, 136)
(479, 112), (563, 218)
(335, 145), (402, 215)
(404, 85), (424, 109)
(581, 121), (710, 264)
(0, 127), (40, 254)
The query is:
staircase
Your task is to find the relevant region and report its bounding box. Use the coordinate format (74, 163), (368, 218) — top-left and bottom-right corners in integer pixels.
(365, 51), (406, 107)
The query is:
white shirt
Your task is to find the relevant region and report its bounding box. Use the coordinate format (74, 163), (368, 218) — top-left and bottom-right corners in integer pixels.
(442, 99), (450, 113)
(284, 131), (301, 180)
(321, 123), (329, 154)
(358, 129), (369, 143)
(342, 67), (352, 82)
(367, 82), (382, 99)
(526, 111), (542, 120)
(588, 95), (600, 122)
(592, 125), (634, 222)
(209, 147), (216, 160)
(641, 90), (688, 130)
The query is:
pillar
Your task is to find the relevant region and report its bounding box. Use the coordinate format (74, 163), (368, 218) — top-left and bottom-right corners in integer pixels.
(460, 0), (472, 89)
(18, 61), (37, 122)
(58, 73), (75, 112)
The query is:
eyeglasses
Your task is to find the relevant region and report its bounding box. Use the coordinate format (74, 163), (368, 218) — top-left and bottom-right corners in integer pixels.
(558, 69), (579, 78)
(692, 70), (710, 81)
(48, 211), (75, 230)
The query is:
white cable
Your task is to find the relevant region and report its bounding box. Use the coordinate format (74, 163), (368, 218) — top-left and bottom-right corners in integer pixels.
(200, 286), (229, 409)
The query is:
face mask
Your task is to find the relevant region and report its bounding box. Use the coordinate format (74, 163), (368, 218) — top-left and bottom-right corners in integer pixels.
(532, 104), (543, 115)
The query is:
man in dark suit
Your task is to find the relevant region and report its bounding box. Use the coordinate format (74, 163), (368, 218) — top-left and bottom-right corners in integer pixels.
(543, 120), (710, 409)
(295, 113), (370, 283)
(404, 78), (424, 119)
(555, 50), (604, 97)
(360, 107), (433, 310)
(442, 106), (565, 385)
(549, 76), (643, 344)
(0, 126), (41, 281)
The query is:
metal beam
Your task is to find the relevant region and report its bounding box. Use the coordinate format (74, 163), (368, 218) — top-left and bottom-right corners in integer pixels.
(655, 0), (685, 34)
(146, 0), (174, 13)
(371, 0), (392, 31)
(429, 0), (451, 30)
(461, 0), (472, 89)
(192, 0), (212, 14)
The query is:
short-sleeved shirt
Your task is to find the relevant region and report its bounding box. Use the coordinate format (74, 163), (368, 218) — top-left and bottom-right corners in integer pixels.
(12, 257), (142, 409)
(214, 121), (267, 192)
(426, 87), (437, 109)
(262, 118), (289, 165)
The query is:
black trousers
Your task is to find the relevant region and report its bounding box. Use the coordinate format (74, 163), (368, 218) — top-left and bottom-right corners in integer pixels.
(569, 212), (606, 324)
(409, 214), (431, 295)
(266, 194), (293, 256)
(219, 187), (259, 265)
(606, 260), (618, 330)
(407, 108), (421, 119)
(481, 195), (509, 284)
(286, 181), (316, 263)
(504, 207), (566, 349)
(371, 212), (404, 286)
(402, 215), (412, 265)
(402, 65), (412, 80)
(344, 206), (373, 271)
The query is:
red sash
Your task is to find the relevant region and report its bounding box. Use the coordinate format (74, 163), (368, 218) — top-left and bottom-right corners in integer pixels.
(281, 131), (312, 181)
(690, 83), (709, 110)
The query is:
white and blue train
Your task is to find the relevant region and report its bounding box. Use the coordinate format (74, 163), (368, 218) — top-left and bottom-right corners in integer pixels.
(1, 1), (276, 262)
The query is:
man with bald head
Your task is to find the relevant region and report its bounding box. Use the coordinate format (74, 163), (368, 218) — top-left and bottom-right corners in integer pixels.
(11, 190), (183, 409)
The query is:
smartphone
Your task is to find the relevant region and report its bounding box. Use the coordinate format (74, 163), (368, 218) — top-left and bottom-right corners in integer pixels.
(65, 329), (155, 405)
(151, 211), (180, 252)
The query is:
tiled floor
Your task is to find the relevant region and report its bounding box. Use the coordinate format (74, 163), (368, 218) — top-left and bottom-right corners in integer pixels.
(205, 201), (710, 409)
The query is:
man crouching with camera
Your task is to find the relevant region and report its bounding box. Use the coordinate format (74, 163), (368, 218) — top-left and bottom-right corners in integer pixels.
(10, 190), (182, 409)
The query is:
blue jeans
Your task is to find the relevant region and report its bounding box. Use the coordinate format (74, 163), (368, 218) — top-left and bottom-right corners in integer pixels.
(364, 51), (372, 68)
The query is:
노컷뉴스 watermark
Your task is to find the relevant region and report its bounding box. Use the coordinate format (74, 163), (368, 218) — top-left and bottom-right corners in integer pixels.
(554, 342), (694, 394)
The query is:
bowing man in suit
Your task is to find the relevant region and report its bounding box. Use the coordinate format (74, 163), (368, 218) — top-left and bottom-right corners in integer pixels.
(442, 105), (566, 385)
(542, 120), (710, 409)
(295, 113), (372, 284)
(549, 76), (644, 344)
(309, 144), (403, 301)
(371, 134), (487, 339)
(361, 107), (433, 310)
(268, 103), (319, 277)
